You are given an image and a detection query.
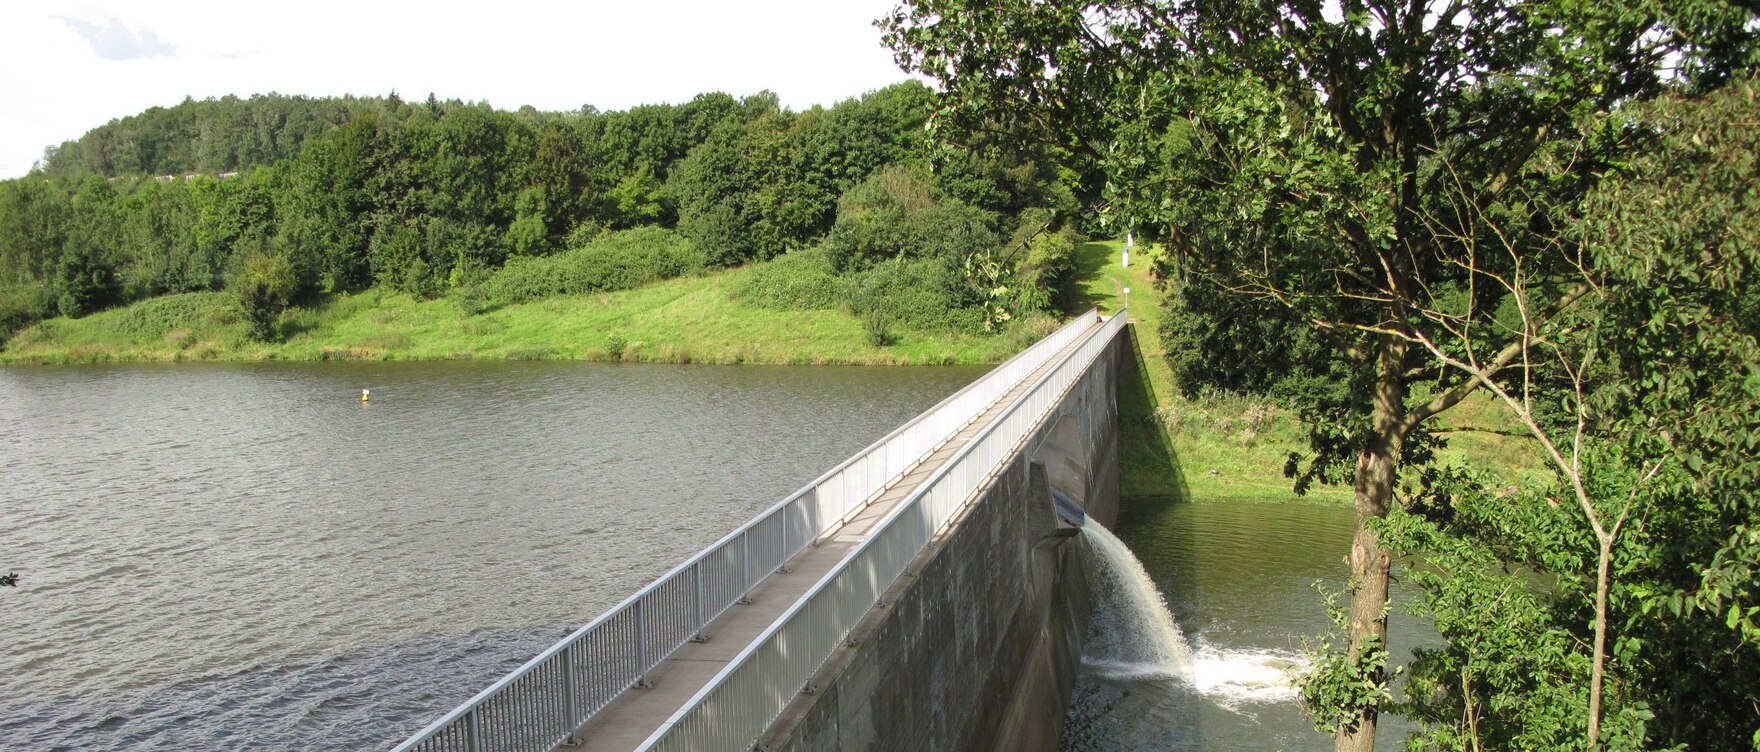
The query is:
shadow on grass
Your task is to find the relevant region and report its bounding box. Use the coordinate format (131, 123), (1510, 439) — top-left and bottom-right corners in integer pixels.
(1118, 322), (1190, 511)
(1068, 242), (1115, 316)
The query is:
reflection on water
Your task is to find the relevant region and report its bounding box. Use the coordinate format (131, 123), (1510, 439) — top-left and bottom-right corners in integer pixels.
(0, 361), (983, 750)
(1063, 497), (1437, 750)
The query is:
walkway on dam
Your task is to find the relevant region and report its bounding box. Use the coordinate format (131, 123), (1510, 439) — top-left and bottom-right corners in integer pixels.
(568, 316), (1104, 751)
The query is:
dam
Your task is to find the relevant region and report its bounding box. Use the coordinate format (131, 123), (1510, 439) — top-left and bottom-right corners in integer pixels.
(390, 309), (1130, 752)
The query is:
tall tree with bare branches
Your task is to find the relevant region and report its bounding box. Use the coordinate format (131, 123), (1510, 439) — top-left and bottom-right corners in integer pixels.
(883, 1), (1759, 748)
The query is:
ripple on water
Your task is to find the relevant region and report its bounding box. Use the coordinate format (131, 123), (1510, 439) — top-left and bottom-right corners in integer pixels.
(0, 361), (984, 749)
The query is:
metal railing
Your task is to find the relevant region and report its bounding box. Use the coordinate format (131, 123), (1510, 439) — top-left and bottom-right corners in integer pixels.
(638, 310), (1128, 752)
(388, 309), (1105, 752)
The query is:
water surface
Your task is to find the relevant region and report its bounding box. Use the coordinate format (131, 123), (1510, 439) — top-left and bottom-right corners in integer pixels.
(0, 361), (983, 750)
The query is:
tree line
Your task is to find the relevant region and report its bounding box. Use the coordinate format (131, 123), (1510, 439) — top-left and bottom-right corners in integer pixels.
(0, 83), (1083, 343)
(885, 0), (1759, 750)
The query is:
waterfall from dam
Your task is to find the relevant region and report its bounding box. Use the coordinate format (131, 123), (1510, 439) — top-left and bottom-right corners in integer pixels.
(1080, 522), (1196, 679)
(1081, 521), (1308, 706)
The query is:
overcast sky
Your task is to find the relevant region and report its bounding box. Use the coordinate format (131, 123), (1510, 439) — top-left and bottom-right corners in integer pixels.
(0, 1), (920, 178)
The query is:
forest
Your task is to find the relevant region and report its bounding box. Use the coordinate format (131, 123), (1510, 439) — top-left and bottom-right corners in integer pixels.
(0, 84), (1083, 346)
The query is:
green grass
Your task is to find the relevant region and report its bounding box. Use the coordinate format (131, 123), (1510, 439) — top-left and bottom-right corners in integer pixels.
(0, 262), (1053, 366)
(1428, 390), (1553, 491)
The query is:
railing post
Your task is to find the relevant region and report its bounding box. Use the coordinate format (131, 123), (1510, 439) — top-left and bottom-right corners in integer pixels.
(635, 598), (647, 676)
(692, 561), (704, 635)
(563, 643), (580, 726)
(467, 706), (483, 752)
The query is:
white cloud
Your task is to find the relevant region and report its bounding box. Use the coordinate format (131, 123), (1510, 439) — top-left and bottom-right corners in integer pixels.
(0, 0), (918, 178)
(53, 10), (178, 61)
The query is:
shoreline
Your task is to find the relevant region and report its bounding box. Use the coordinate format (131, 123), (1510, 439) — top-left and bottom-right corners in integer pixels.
(0, 343), (1021, 367)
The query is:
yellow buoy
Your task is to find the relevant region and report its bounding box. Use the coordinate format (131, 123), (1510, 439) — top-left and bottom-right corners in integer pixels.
(361, 388), (371, 403)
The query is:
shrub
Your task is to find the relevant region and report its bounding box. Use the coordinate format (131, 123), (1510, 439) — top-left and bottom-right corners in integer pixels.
(1009, 213), (1079, 314)
(822, 165), (999, 273)
(679, 202), (749, 268)
(731, 248), (842, 310)
(604, 333), (628, 361)
(563, 219), (607, 248)
(486, 227), (700, 304)
(843, 257), (984, 334)
(369, 222), (442, 298)
(862, 310), (896, 347)
(55, 238), (121, 318)
(447, 258), (494, 316)
(450, 283), (491, 316)
(0, 283), (54, 345)
(232, 252), (297, 341)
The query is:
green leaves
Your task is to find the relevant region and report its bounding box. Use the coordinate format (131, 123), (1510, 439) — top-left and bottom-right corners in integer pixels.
(885, 0), (1760, 747)
(231, 250), (295, 342)
(1300, 582), (1400, 737)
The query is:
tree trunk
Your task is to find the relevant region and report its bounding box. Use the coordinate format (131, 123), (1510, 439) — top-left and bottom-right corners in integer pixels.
(1338, 335), (1409, 752)
(1589, 535), (1613, 747)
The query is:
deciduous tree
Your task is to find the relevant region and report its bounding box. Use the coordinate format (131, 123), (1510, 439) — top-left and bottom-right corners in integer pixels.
(884, 1), (1758, 748)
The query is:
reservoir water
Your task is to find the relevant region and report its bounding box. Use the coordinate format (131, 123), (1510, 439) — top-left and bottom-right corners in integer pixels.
(0, 361), (984, 750)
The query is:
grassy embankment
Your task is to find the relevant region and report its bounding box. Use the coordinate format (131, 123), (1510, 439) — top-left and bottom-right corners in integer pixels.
(0, 263), (1050, 366)
(1070, 239), (1546, 507)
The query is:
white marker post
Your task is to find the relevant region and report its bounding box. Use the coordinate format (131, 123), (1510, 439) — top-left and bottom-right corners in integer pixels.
(1123, 231), (1133, 268)
(1123, 287), (1131, 314)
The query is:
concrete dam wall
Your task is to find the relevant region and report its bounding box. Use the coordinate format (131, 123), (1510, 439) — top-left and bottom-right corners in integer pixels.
(758, 331), (1127, 752)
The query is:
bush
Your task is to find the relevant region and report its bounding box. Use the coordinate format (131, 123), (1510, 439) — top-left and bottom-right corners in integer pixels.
(0, 284), (54, 345)
(1009, 211), (1080, 314)
(731, 248), (842, 310)
(369, 222), (443, 298)
(862, 310), (896, 346)
(843, 257), (984, 334)
(604, 333), (628, 360)
(232, 252), (297, 341)
(679, 202), (749, 268)
(822, 166), (999, 273)
(486, 227), (700, 304)
(451, 283), (492, 316)
(446, 258), (494, 316)
(55, 237), (121, 318)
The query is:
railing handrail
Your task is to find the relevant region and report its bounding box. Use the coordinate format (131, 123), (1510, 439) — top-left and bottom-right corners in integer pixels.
(636, 311), (1128, 750)
(387, 309), (1104, 752)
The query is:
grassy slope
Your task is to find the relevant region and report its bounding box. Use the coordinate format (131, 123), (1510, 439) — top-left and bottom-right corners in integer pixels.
(0, 264), (1047, 366)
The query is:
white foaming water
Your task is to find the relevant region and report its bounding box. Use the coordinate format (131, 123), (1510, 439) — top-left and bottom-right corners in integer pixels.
(1081, 522), (1309, 708)
(1187, 642), (1309, 708)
